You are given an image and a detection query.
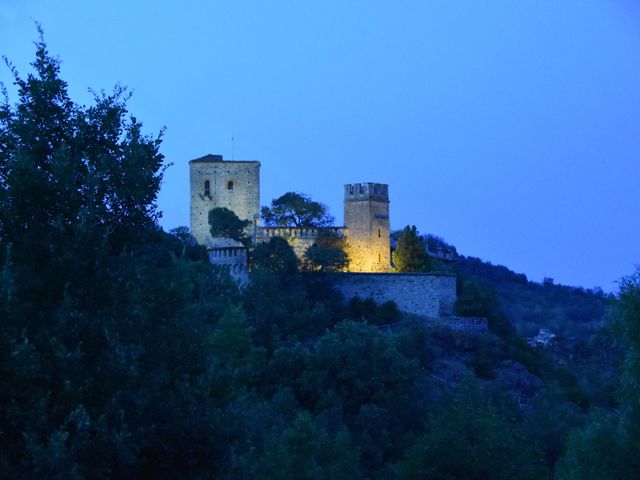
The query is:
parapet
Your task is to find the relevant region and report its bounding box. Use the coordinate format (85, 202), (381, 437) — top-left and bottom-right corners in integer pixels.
(189, 153), (260, 165)
(344, 183), (389, 202)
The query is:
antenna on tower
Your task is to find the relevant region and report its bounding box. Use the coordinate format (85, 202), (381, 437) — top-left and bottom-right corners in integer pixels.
(231, 134), (235, 160)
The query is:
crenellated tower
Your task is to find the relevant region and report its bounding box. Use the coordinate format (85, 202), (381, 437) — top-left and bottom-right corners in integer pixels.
(343, 182), (390, 272)
(189, 154), (260, 246)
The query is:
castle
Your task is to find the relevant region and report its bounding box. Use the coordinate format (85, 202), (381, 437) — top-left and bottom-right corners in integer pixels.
(189, 153), (391, 273)
(189, 153), (464, 321)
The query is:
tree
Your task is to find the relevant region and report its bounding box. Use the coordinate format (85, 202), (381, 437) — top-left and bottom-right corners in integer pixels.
(0, 31), (244, 478)
(556, 267), (640, 479)
(261, 192), (334, 227)
(249, 411), (359, 479)
(302, 229), (349, 272)
(398, 379), (546, 480)
(208, 206), (252, 246)
(455, 277), (515, 337)
(251, 237), (299, 275)
(392, 226), (431, 273)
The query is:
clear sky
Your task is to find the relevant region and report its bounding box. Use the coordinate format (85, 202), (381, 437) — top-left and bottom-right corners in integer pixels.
(2, 1), (639, 291)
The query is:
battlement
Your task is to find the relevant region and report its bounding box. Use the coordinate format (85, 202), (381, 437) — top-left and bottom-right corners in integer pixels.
(439, 317), (488, 332)
(257, 226), (347, 239)
(344, 183), (389, 202)
(189, 153), (260, 165)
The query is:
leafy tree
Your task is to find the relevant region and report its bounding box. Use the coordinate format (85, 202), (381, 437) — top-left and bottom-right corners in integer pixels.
(251, 236), (298, 276)
(208, 206), (252, 246)
(455, 278), (515, 337)
(261, 192), (334, 227)
(392, 226), (431, 272)
(0, 31), (244, 478)
(249, 411), (360, 479)
(556, 267), (640, 479)
(302, 229), (349, 272)
(347, 297), (400, 326)
(167, 226), (208, 261)
(397, 379), (546, 480)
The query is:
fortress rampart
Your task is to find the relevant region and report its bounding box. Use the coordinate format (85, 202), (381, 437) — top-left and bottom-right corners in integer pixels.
(329, 272), (457, 318)
(256, 226), (347, 258)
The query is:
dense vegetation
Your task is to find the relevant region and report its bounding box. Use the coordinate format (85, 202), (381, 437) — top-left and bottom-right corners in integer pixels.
(1, 35), (637, 479)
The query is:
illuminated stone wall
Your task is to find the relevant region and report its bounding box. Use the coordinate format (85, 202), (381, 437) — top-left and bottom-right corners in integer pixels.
(189, 154), (260, 247)
(331, 272), (456, 318)
(343, 183), (391, 272)
(256, 226), (347, 259)
(208, 240), (249, 284)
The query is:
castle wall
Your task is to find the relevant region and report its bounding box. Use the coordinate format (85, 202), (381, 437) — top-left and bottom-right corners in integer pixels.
(331, 272), (456, 318)
(189, 155), (260, 246)
(256, 226), (347, 259)
(209, 246), (249, 283)
(344, 183), (391, 272)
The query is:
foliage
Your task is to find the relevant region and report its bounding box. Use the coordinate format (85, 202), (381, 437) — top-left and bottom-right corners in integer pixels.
(397, 379), (545, 480)
(251, 236), (298, 276)
(456, 254), (611, 338)
(555, 267), (640, 479)
(302, 229), (349, 272)
(2, 32), (632, 479)
(0, 32), (238, 478)
(208, 206), (252, 246)
(347, 297), (400, 326)
(261, 191), (334, 227)
(248, 411), (360, 479)
(392, 225), (431, 272)
(455, 278), (515, 337)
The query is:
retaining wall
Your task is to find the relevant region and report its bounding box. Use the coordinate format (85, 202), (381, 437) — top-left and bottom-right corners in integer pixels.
(330, 272), (457, 318)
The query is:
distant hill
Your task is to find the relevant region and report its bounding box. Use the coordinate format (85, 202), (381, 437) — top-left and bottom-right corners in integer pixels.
(399, 233), (615, 338)
(454, 254), (613, 338)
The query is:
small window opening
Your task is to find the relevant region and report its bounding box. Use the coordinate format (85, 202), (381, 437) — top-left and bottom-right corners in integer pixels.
(227, 181), (234, 190)
(204, 180), (210, 196)
(378, 252), (381, 262)
(378, 229), (381, 238)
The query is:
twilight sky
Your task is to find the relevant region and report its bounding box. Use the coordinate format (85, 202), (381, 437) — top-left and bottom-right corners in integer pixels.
(2, 1), (639, 291)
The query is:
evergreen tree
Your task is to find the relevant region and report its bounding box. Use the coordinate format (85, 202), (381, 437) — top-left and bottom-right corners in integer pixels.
(392, 225), (431, 272)
(302, 229), (349, 272)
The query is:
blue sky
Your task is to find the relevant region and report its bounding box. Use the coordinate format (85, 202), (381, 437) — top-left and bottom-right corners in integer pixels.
(2, 1), (639, 291)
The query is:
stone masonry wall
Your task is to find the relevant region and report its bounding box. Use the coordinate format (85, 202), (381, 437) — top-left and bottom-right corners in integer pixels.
(344, 183), (391, 272)
(256, 226), (347, 259)
(189, 155), (260, 246)
(331, 272), (457, 318)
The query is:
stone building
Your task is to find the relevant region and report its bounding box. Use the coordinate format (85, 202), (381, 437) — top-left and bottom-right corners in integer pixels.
(189, 153), (391, 272)
(207, 237), (249, 283)
(189, 154), (260, 248)
(344, 183), (391, 272)
(188, 153), (464, 321)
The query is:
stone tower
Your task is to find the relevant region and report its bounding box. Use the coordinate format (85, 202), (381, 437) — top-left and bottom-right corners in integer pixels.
(344, 183), (390, 272)
(189, 154), (260, 246)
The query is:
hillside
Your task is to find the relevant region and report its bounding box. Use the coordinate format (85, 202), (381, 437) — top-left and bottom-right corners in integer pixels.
(419, 234), (614, 339)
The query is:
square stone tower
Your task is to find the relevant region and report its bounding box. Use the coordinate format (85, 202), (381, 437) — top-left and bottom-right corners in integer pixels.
(189, 154), (260, 247)
(344, 183), (390, 272)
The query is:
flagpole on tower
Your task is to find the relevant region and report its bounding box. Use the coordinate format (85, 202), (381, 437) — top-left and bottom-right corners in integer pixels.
(231, 134), (235, 160)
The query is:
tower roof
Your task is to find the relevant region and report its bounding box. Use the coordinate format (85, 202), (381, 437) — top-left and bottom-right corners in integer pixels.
(189, 153), (259, 165)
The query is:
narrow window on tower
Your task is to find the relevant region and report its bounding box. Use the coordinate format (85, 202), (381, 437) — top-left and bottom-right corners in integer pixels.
(227, 180), (234, 190)
(204, 180), (210, 196)
(378, 229), (381, 238)
(378, 252), (381, 262)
